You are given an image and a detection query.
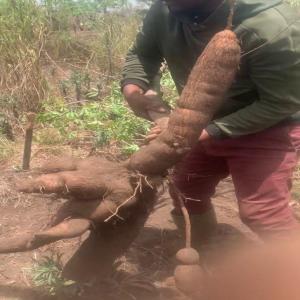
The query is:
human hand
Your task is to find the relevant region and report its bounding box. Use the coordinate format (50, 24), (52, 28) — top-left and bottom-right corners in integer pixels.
(199, 129), (211, 142)
(123, 84), (170, 120)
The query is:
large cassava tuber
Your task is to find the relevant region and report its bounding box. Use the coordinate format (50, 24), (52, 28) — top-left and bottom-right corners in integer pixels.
(171, 20), (241, 298)
(0, 25), (241, 258)
(129, 29), (241, 175)
(0, 157), (144, 253)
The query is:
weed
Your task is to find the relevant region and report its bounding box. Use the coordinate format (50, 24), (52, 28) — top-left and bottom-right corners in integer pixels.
(288, 0), (300, 6)
(122, 143), (140, 155)
(31, 253), (75, 296)
(161, 70), (178, 107)
(35, 128), (63, 145)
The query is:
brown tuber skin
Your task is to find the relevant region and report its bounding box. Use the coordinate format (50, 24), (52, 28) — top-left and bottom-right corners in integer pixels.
(1, 27), (241, 257)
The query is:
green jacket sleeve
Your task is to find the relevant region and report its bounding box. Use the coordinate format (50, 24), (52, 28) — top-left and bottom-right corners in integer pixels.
(213, 22), (300, 137)
(121, 3), (163, 91)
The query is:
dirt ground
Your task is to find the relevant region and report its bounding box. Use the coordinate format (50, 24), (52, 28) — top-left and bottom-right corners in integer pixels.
(0, 155), (299, 300)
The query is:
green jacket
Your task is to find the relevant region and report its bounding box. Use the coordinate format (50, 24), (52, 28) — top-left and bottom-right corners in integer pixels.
(121, 0), (300, 138)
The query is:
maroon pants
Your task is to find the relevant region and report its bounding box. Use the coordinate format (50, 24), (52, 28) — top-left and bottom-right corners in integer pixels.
(171, 124), (300, 236)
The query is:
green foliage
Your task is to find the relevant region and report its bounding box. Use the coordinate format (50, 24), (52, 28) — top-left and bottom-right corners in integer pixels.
(0, 0), (177, 159)
(287, 0), (300, 6)
(37, 82), (150, 154)
(35, 128), (63, 145)
(121, 143), (140, 155)
(86, 87), (100, 100)
(0, 0), (141, 119)
(37, 70), (176, 154)
(161, 70), (178, 107)
(42, 0), (129, 16)
(31, 253), (75, 296)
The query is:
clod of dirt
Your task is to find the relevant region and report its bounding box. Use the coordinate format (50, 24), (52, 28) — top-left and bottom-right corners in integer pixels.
(176, 248), (200, 265)
(174, 264), (204, 296)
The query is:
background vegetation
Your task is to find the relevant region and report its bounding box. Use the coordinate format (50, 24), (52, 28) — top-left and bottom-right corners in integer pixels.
(0, 0), (177, 162)
(0, 0), (299, 162)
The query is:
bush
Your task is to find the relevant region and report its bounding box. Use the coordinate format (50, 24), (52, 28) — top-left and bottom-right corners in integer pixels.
(31, 253), (75, 296)
(35, 128), (63, 145)
(37, 82), (150, 154)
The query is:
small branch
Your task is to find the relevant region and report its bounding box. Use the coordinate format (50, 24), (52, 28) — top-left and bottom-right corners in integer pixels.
(104, 179), (142, 223)
(226, 0), (237, 29)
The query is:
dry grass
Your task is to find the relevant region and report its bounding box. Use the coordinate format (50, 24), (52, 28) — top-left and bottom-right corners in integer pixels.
(0, 136), (15, 163)
(0, 0), (47, 113)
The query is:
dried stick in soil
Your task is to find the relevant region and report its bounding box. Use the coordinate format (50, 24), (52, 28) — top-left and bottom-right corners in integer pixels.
(22, 112), (35, 170)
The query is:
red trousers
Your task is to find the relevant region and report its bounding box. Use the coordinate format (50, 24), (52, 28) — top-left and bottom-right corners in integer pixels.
(171, 124), (300, 236)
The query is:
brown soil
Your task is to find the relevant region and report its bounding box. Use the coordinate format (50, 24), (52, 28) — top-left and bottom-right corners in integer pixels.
(0, 158), (299, 300)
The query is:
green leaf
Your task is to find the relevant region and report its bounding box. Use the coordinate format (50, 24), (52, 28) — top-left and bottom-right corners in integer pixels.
(63, 280), (76, 286)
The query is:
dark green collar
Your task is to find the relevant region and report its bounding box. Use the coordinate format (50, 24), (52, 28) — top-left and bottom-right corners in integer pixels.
(168, 0), (283, 29)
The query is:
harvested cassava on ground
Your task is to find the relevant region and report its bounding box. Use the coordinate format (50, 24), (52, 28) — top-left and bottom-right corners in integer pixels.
(129, 29), (241, 175)
(1, 156), (154, 253)
(19, 157), (134, 202)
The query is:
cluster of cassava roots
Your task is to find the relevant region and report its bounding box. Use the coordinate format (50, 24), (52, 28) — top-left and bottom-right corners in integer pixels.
(0, 4), (241, 298)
